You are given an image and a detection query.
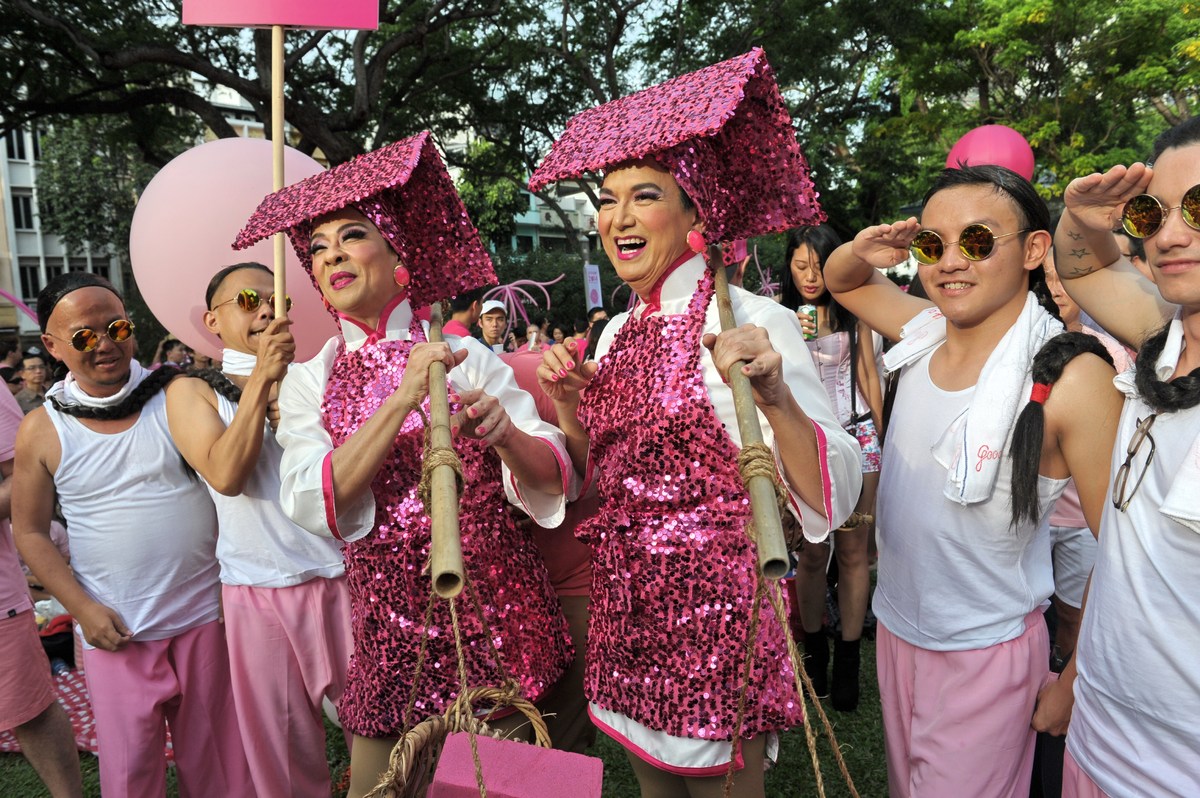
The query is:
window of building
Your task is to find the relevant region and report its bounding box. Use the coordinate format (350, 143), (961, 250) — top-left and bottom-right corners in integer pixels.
(93, 262), (110, 280)
(31, 129), (42, 161)
(18, 258), (41, 304)
(5, 129), (26, 161)
(11, 191), (34, 230)
(45, 258), (64, 281)
(516, 235), (534, 253)
(68, 257), (89, 273)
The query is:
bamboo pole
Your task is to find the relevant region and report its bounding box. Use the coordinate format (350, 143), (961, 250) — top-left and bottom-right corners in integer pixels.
(427, 302), (465, 598)
(712, 262), (790, 580)
(271, 24), (287, 317)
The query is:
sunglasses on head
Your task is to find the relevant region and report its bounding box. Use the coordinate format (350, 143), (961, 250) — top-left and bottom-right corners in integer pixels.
(47, 319), (136, 352)
(211, 288), (292, 314)
(1120, 185), (1200, 239)
(909, 223), (1030, 265)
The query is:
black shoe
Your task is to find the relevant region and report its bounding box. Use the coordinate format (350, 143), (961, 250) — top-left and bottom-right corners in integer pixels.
(831, 637), (861, 712)
(802, 630), (830, 698)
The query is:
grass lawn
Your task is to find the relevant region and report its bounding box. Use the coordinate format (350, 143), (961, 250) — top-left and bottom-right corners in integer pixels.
(0, 637), (886, 797)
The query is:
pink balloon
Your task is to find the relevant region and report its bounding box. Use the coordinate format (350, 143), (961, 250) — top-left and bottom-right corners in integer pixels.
(130, 137), (337, 361)
(945, 125), (1035, 181)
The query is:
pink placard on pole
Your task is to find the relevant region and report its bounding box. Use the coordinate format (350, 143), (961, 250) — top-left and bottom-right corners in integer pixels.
(183, 0), (378, 30)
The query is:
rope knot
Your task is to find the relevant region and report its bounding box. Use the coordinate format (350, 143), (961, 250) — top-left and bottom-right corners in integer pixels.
(416, 407), (465, 513)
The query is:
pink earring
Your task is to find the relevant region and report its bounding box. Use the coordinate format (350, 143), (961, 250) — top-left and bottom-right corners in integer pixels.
(393, 264), (411, 290)
(687, 230), (706, 254)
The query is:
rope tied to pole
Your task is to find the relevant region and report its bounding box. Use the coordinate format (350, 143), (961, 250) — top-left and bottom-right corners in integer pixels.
(736, 441), (789, 544)
(416, 407), (465, 514)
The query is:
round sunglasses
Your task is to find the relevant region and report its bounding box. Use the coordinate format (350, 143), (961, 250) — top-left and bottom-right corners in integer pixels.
(46, 319), (136, 352)
(1120, 184), (1200, 239)
(909, 223), (1030, 265)
(211, 288), (292, 313)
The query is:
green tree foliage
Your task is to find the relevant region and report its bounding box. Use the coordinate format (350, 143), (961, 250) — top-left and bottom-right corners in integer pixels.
(35, 116), (187, 362)
(37, 117), (192, 256)
(1, 0), (510, 165)
(639, 0), (1196, 231)
(6, 0), (1197, 276)
(456, 139), (526, 247)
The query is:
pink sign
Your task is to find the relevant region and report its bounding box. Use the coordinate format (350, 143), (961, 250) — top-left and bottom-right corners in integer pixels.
(183, 0), (378, 30)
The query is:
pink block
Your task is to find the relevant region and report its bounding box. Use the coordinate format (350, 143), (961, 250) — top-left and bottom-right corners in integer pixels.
(430, 733), (603, 798)
(183, 0), (378, 30)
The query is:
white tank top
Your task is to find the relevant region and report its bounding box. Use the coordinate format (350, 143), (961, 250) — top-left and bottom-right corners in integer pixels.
(1068, 397), (1200, 796)
(46, 391), (220, 645)
(873, 350), (1067, 650)
(210, 392), (344, 587)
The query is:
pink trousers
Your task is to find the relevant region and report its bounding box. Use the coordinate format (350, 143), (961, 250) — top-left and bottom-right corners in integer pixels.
(222, 577), (353, 798)
(876, 610), (1049, 798)
(1063, 747), (1110, 798)
(82, 619), (253, 798)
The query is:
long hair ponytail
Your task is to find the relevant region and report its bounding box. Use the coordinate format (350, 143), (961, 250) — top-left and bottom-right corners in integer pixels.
(1009, 332), (1114, 528)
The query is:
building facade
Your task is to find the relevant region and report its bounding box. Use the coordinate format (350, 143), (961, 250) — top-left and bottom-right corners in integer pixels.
(0, 126), (122, 340)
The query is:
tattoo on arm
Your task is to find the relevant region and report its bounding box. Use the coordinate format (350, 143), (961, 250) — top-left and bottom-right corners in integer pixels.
(1068, 248), (1091, 260)
(1066, 230), (1084, 241)
(1065, 263), (1097, 277)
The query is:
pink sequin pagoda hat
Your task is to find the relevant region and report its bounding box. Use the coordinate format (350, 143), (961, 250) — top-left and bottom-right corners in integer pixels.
(233, 131), (495, 309)
(528, 48), (825, 245)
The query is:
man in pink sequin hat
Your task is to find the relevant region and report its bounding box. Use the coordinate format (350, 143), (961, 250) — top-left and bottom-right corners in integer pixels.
(529, 49), (862, 797)
(236, 132), (575, 798)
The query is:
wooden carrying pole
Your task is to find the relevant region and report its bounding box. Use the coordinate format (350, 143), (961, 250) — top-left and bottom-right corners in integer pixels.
(427, 302), (465, 598)
(271, 25), (287, 317)
(712, 262), (790, 580)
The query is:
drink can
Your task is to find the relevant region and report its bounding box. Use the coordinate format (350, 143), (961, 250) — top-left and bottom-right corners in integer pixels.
(799, 304), (817, 340)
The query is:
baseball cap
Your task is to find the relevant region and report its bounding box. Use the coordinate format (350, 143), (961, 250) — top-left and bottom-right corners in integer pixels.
(480, 300), (507, 317)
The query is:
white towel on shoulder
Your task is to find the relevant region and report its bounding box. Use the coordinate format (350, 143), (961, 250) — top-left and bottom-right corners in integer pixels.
(1114, 310), (1200, 535)
(44, 360), (152, 408)
(883, 293), (1064, 506)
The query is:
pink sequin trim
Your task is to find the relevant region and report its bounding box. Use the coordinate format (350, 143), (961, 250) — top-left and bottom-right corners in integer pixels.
(575, 267), (802, 741)
(319, 318), (572, 738)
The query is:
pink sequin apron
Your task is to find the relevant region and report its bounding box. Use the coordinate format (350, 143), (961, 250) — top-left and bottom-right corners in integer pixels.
(577, 269), (802, 742)
(322, 319), (572, 738)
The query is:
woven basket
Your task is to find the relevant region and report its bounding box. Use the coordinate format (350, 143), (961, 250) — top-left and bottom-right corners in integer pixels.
(366, 684), (551, 798)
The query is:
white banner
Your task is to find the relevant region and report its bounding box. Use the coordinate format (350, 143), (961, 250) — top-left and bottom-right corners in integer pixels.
(584, 263), (603, 311)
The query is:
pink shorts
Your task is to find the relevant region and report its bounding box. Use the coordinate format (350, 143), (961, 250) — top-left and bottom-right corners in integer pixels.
(877, 609), (1049, 798)
(1063, 747), (1110, 798)
(0, 610), (56, 730)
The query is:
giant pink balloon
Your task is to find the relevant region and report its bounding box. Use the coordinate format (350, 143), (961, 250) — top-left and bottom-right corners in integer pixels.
(130, 137), (336, 361)
(945, 125), (1035, 181)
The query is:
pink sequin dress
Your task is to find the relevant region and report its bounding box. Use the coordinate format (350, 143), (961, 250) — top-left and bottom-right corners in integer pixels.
(577, 269), (803, 745)
(319, 319), (572, 738)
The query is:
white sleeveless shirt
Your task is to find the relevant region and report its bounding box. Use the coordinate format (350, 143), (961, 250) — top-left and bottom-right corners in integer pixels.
(874, 349), (1067, 650)
(1068, 395), (1200, 797)
(209, 392), (343, 587)
(46, 390), (220, 646)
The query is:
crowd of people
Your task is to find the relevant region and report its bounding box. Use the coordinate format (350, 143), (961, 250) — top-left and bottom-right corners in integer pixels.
(0, 47), (1196, 798)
